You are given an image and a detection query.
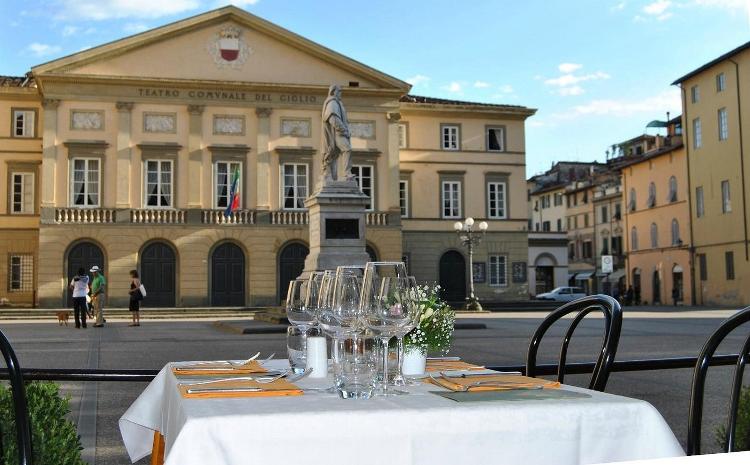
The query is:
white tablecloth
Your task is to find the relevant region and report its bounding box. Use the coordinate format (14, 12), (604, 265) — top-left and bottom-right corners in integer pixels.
(120, 360), (685, 465)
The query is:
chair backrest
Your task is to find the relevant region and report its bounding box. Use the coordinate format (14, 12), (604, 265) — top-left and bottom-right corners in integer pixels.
(687, 306), (750, 456)
(526, 294), (623, 392)
(0, 328), (33, 465)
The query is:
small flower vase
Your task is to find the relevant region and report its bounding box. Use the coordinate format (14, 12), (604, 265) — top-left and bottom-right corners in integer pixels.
(402, 347), (427, 376)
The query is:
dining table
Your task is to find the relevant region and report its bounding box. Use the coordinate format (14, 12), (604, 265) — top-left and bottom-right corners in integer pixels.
(120, 359), (685, 465)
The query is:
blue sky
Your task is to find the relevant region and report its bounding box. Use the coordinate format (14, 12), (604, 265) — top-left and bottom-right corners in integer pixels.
(1, 0), (749, 176)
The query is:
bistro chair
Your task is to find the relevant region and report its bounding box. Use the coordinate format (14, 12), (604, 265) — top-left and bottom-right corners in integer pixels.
(526, 294), (623, 392)
(687, 306), (750, 456)
(0, 327), (33, 465)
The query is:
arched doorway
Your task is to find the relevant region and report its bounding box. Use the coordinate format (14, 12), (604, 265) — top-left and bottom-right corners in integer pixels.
(211, 242), (245, 307)
(141, 241), (176, 307)
(632, 268), (642, 305)
(652, 270), (661, 305)
(534, 253), (557, 295)
(366, 245), (378, 262)
(439, 250), (466, 303)
(672, 264), (684, 304)
(66, 241), (104, 307)
(278, 242), (309, 303)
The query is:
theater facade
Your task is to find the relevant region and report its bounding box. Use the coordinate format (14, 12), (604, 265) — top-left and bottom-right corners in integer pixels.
(0, 6), (535, 308)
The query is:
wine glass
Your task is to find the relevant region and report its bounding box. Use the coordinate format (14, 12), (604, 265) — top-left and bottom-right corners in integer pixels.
(285, 279), (314, 373)
(361, 262), (411, 396)
(303, 271), (328, 326)
(391, 276), (419, 386)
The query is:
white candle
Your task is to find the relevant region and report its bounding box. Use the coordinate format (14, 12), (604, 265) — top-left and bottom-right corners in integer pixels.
(305, 336), (328, 378)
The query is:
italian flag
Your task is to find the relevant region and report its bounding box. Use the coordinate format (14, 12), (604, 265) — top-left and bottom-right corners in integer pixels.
(224, 168), (240, 217)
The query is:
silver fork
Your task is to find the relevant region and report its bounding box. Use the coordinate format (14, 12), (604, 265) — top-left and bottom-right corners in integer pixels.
(178, 352), (275, 370)
(180, 352), (261, 367)
(180, 367), (312, 387)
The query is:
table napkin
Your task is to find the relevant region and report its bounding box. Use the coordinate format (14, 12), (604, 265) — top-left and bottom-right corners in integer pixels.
(171, 360), (267, 376)
(426, 374), (560, 392)
(426, 360), (486, 372)
(179, 378), (304, 399)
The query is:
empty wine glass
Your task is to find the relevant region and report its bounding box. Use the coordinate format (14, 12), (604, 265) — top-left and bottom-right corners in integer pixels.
(286, 279), (315, 329)
(361, 262), (411, 396)
(304, 271), (328, 324)
(391, 276), (419, 386)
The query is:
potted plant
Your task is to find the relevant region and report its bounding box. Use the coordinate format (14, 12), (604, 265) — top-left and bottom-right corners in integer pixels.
(402, 284), (455, 375)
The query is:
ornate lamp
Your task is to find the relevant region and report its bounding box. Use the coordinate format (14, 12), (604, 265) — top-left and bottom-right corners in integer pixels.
(454, 218), (489, 310)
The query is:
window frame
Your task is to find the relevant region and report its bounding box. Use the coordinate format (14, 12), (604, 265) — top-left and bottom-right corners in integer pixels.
(650, 222), (659, 248)
(8, 254), (33, 293)
(647, 182), (657, 208)
(696, 186), (705, 218)
(143, 159), (174, 209)
(213, 160), (243, 210)
(488, 254), (508, 287)
(441, 180), (462, 219)
(9, 171), (35, 214)
(69, 157), (101, 208)
(722, 180), (732, 213)
(671, 219), (680, 246)
(725, 251), (735, 280)
(399, 179), (409, 218)
(440, 123), (461, 151)
(693, 117), (702, 149)
(690, 85), (700, 104)
(351, 164), (375, 211)
(631, 226), (639, 251)
(718, 107), (728, 141)
(280, 163), (309, 211)
(668, 176), (678, 203)
(11, 108), (37, 138)
(486, 181), (507, 219)
(716, 72), (726, 93)
(485, 125), (506, 152)
(397, 122), (408, 149)
(698, 253), (707, 281)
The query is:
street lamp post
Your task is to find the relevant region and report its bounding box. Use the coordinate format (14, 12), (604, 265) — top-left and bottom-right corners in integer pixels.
(453, 217), (489, 311)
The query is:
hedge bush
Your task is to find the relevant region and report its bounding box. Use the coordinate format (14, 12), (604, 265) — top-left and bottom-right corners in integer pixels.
(0, 381), (85, 465)
(716, 384), (750, 452)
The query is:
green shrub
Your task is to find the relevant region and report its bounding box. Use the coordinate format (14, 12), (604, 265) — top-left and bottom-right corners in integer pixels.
(716, 384), (750, 451)
(0, 381), (85, 465)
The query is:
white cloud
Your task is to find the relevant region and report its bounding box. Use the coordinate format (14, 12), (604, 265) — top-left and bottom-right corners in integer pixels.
(26, 42), (63, 56)
(444, 82), (463, 93)
(497, 84), (514, 93)
(644, 0), (672, 15)
(612, 1), (627, 11)
(406, 74), (430, 86)
(123, 23), (149, 34)
(545, 71), (610, 87)
(53, 0), (202, 20)
(553, 89), (681, 119)
(558, 85), (585, 96)
(62, 25), (78, 36)
(558, 62), (582, 74)
(473, 80), (490, 88)
(694, 0), (750, 24)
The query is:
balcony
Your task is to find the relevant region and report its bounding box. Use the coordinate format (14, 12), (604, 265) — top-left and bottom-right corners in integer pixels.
(271, 210), (309, 225)
(54, 208), (116, 224)
(366, 212), (389, 226)
(202, 210), (255, 225)
(130, 209), (186, 224)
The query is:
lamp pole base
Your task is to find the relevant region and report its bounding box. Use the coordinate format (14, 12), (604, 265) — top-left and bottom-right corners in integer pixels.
(464, 297), (484, 311)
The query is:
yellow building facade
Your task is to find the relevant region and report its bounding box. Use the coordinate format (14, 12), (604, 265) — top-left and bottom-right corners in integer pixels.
(674, 42), (750, 306)
(0, 7), (534, 308)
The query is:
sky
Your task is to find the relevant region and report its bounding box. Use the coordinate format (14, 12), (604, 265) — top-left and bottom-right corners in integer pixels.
(1, 0), (749, 176)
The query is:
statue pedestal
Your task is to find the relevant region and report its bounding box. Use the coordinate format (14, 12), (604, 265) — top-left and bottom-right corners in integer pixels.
(300, 180), (370, 277)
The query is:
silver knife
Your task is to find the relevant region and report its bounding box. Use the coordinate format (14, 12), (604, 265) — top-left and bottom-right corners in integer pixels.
(440, 371), (522, 378)
(186, 387), (292, 394)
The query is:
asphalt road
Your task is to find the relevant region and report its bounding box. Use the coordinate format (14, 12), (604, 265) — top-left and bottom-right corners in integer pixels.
(1, 313), (748, 464)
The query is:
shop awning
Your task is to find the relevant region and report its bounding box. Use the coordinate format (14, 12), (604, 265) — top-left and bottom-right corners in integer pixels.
(597, 269), (626, 281)
(575, 271), (594, 280)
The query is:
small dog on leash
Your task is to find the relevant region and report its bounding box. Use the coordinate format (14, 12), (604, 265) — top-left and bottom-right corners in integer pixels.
(56, 311), (71, 326)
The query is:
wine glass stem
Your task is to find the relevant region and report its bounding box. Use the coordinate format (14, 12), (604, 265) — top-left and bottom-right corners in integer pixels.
(396, 336), (405, 379)
(381, 336), (390, 394)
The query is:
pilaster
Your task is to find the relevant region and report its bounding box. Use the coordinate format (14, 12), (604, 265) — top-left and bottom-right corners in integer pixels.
(187, 104), (205, 208)
(116, 102), (134, 208)
(41, 99), (60, 207)
(386, 112), (402, 211)
(255, 107), (273, 210)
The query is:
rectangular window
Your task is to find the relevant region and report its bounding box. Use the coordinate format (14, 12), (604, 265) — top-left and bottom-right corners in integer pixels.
(214, 161), (242, 209)
(582, 241), (593, 259)
(567, 217), (571, 230)
(722, 180), (731, 213)
(282, 163), (308, 210)
(488, 255), (507, 286)
(8, 254), (33, 292)
(441, 125), (459, 151)
(602, 239), (609, 255)
(557, 218), (562, 232)
(399, 180), (409, 218)
(12, 109), (35, 138)
(441, 181), (461, 218)
(487, 182), (506, 219)
(691, 85), (700, 104)
(554, 193), (563, 206)
(716, 72), (726, 92)
(574, 215), (578, 229)
(10, 172), (34, 214)
(718, 108), (728, 141)
(70, 158), (100, 207)
(486, 127), (505, 152)
(542, 221), (551, 232)
(397, 123), (407, 149)
(144, 160), (173, 208)
(352, 165), (374, 210)
(612, 236), (623, 255)
(568, 243), (575, 259)
(584, 213), (589, 228)
(614, 203), (622, 220)
(693, 118), (702, 149)
(601, 205), (608, 223)
(698, 253), (707, 281)
(725, 251), (735, 280)
(696, 186), (705, 218)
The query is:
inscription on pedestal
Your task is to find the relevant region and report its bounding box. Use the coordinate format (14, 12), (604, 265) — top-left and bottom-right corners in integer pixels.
(325, 218), (359, 239)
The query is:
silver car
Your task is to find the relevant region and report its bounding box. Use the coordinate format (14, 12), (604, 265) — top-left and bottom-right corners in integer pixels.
(535, 287), (587, 302)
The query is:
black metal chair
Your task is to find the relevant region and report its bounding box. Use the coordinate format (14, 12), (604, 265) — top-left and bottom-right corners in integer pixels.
(0, 327), (33, 464)
(526, 294), (623, 392)
(687, 306), (750, 456)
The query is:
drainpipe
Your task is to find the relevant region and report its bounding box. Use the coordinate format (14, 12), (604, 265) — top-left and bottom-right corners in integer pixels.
(729, 58), (749, 261)
(675, 84), (697, 305)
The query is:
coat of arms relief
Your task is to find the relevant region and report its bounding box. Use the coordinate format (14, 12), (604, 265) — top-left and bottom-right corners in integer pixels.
(207, 25), (252, 69)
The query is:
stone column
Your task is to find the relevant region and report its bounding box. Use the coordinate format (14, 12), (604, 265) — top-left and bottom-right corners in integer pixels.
(255, 107), (273, 210)
(115, 102), (134, 209)
(41, 99), (60, 208)
(386, 112), (402, 211)
(187, 104), (205, 209)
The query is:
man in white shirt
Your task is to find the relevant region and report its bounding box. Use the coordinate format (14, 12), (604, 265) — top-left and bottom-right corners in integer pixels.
(69, 267), (89, 329)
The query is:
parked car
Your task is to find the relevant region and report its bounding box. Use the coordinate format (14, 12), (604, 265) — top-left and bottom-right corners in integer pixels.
(535, 287), (587, 302)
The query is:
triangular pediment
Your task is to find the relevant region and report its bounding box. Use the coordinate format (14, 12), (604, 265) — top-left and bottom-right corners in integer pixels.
(32, 6), (409, 92)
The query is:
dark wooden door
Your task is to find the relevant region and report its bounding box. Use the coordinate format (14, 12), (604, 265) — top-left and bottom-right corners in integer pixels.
(211, 243), (245, 307)
(66, 242), (104, 307)
(439, 251), (466, 303)
(141, 242), (176, 307)
(535, 266), (554, 295)
(652, 271), (661, 304)
(278, 243), (308, 303)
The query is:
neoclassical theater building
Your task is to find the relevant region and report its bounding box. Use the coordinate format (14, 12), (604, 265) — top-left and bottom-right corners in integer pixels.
(0, 6), (535, 308)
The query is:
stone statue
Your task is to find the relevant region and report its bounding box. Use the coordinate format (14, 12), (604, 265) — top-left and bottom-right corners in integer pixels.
(321, 84), (353, 183)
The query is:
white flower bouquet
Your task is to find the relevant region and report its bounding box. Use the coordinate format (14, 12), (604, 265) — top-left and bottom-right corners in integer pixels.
(404, 284), (455, 355)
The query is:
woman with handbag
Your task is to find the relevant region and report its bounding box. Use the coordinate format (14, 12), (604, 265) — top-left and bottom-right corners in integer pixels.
(128, 269), (143, 327)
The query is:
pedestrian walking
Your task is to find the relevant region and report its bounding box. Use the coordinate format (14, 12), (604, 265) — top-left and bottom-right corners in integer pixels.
(90, 265), (107, 327)
(69, 267), (89, 328)
(128, 269), (142, 327)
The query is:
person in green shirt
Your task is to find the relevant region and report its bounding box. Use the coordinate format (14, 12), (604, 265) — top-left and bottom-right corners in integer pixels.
(90, 265), (107, 327)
